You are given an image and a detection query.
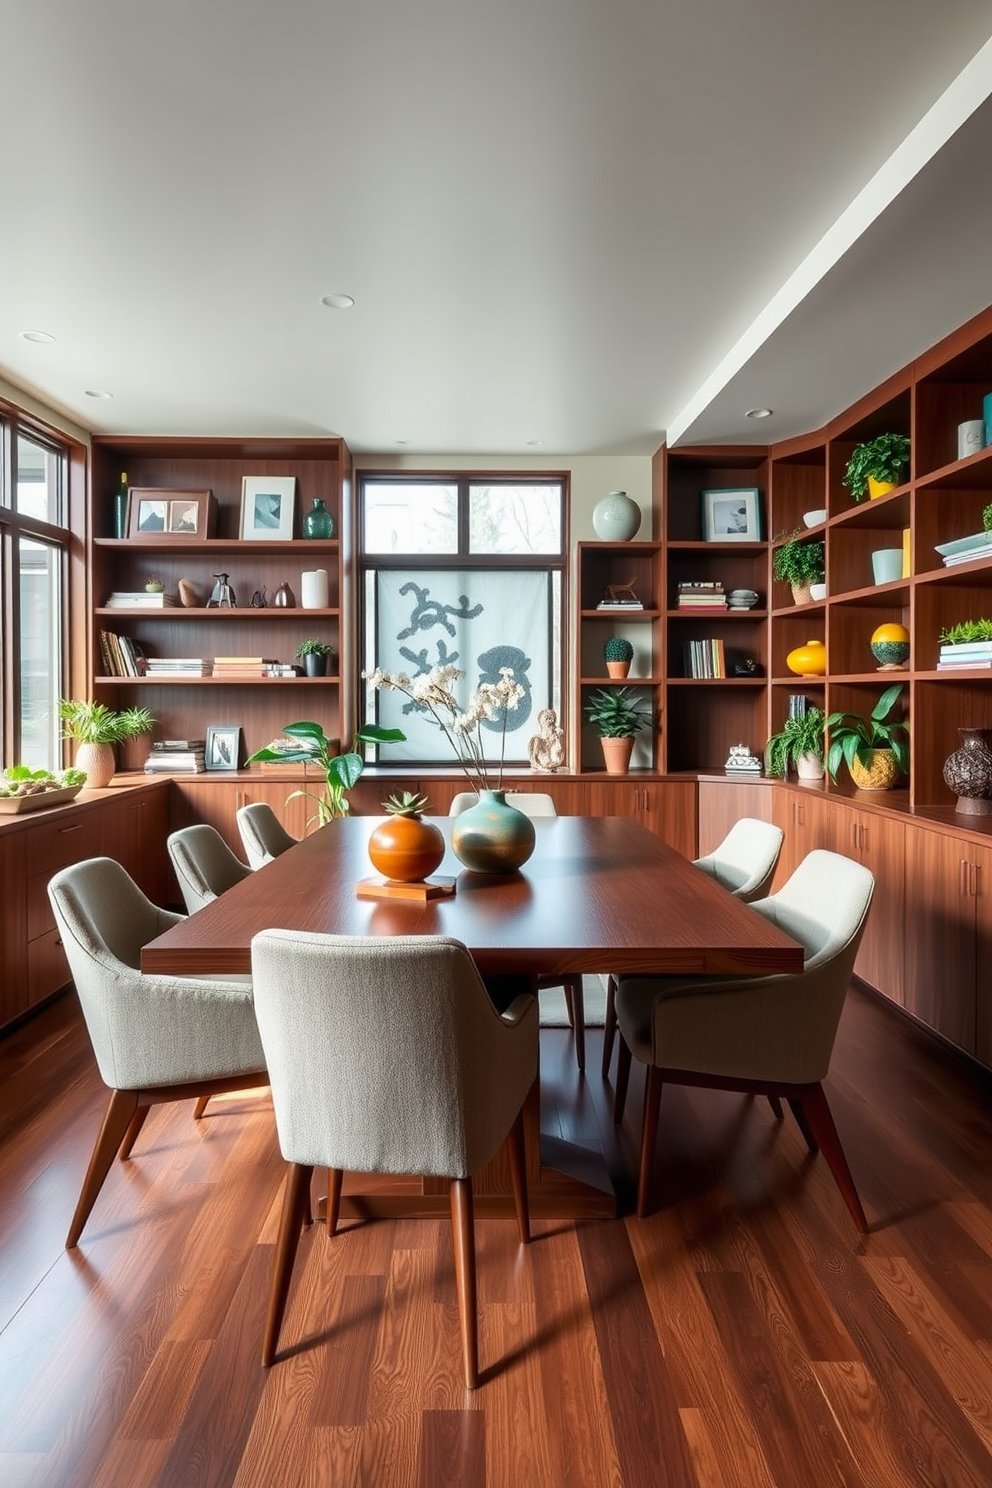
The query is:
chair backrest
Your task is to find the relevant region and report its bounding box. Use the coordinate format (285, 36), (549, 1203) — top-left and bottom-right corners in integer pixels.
(236, 801), (298, 870)
(693, 817), (784, 901)
(250, 929), (539, 1179)
(448, 791), (558, 818)
(750, 848), (873, 973)
(167, 824), (252, 914)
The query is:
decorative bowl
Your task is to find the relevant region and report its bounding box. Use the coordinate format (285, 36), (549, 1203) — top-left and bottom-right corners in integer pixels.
(727, 588), (759, 609)
(803, 509), (828, 528)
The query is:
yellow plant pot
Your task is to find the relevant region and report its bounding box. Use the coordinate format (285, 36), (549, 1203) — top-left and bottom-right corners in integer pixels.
(786, 639), (826, 677)
(849, 749), (898, 790)
(867, 477), (896, 500)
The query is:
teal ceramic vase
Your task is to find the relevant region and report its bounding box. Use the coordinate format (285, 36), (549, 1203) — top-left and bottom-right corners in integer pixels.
(450, 789), (536, 873)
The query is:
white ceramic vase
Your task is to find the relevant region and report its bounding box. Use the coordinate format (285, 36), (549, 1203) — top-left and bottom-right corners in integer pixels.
(593, 491), (641, 541)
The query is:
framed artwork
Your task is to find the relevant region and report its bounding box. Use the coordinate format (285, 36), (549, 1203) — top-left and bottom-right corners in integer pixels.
(126, 489), (215, 539)
(240, 476), (296, 540)
(701, 487), (762, 542)
(204, 724), (244, 772)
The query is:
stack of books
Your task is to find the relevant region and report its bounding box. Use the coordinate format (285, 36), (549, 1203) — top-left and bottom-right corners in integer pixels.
(99, 630), (145, 676)
(937, 639), (992, 670)
(595, 597), (644, 611)
(676, 581), (727, 611)
(105, 590), (179, 608)
(683, 638), (726, 678)
(144, 657), (213, 677)
(144, 739), (206, 773)
(936, 531), (992, 567)
(213, 656), (279, 677)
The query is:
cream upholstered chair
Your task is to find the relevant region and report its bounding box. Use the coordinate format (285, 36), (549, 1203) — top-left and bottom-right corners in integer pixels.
(250, 929), (538, 1388)
(612, 849), (874, 1230)
(48, 857), (266, 1248)
(448, 791), (588, 1070)
(236, 801), (298, 870)
(601, 817), (784, 1076)
(167, 823), (252, 914)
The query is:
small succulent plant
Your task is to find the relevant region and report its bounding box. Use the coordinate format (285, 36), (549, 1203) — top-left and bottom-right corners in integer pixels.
(383, 789), (431, 817)
(603, 637), (634, 662)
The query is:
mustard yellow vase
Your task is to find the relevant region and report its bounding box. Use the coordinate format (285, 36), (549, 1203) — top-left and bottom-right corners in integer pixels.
(849, 749), (898, 790)
(786, 639), (827, 677)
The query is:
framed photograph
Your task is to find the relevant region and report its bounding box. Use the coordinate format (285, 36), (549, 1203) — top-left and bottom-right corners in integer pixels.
(204, 724), (244, 772)
(240, 475), (296, 540)
(126, 488), (215, 539)
(701, 487), (762, 542)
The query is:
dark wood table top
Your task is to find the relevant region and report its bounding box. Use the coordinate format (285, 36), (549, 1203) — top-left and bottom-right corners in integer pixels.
(142, 816), (803, 979)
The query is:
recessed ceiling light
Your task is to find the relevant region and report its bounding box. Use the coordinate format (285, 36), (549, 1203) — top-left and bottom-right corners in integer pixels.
(526, 439), (543, 447)
(395, 438), (411, 446)
(84, 389), (113, 399)
(745, 407), (773, 419)
(321, 293), (355, 310)
(19, 329), (56, 344)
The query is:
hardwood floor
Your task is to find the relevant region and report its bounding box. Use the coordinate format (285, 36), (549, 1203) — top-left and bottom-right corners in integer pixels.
(2, 982), (992, 1488)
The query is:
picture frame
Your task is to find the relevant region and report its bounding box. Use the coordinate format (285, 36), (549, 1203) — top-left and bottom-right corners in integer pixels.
(126, 488), (215, 540)
(240, 475), (296, 541)
(701, 487), (762, 542)
(204, 724), (245, 772)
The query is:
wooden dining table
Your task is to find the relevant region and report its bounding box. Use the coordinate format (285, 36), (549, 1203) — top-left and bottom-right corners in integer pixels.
(143, 815), (803, 1217)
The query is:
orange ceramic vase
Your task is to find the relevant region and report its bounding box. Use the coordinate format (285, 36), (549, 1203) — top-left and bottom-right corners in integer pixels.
(368, 814), (445, 882)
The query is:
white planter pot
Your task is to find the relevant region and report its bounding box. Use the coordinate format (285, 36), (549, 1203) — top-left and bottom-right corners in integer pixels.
(796, 752), (825, 781)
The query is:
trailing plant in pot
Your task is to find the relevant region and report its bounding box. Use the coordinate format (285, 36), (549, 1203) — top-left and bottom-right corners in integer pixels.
(764, 706), (826, 781)
(772, 532), (825, 605)
(842, 433), (911, 502)
(295, 638), (336, 677)
(826, 683), (910, 791)
(584, 686), (651, 775)
(247, 719), (406, 828)
(58, 700), (155, 788)
(367, 790), (446, 882)
(604, 636), (634, 678)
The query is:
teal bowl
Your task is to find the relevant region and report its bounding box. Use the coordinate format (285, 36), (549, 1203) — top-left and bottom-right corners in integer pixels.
(870, 640), (909, 669)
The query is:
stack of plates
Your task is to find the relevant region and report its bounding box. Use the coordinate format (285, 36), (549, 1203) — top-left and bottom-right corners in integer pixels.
(727, 589), (759, 609)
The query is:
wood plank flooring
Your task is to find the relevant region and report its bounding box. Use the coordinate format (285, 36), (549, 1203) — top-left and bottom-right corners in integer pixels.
(2, 982), (991, 1488)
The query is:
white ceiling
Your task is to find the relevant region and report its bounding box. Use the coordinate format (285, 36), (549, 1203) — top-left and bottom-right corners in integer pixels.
(3, 2), (992, 456)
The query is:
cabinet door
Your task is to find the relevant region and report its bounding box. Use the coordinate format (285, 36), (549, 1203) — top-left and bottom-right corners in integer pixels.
(975, 844), (992, 1070)
(697, 778), (774, 858)
(0, 832), (28, 1026)
(903, 828), (976, 1052)
(579, 780), (696, 856)
(771, 788), (836, 886)
(101, 786), (171, 902)
(844, 807), (905, 1006)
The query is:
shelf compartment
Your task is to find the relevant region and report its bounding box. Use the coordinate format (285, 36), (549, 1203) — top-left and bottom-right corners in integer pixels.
(665, 450), (768, 542)
(912, 678), (992, 808)
(769, 443), (827, 533)
(577, 542), (661, 612)
(662, 682), (766, 774)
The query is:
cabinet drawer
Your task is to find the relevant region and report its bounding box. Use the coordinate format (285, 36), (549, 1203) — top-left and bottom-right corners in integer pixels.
(26, 873), (57, 942)
(24, 812), (97, 876)
(27, 926), (70, 1007)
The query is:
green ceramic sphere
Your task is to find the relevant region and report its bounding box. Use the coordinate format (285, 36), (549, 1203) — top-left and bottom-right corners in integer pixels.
(870, 639), (910, 668)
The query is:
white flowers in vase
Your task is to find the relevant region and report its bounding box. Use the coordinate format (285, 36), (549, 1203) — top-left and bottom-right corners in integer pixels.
(364, 663), (525, 794)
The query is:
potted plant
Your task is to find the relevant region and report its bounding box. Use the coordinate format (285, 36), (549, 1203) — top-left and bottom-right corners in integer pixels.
(295, 638), (336, 677)
(584, 686), (651, 774)
(764, 706), (826, 781)
(58, 699), (155, 788)
(367, 790), (445, 882)
(842, 433), (911, 502)
(604, 636), (634, 678)
(247, 718), (405, 828)
(772, 532), (825, 605)
(826, 683), (910, 791)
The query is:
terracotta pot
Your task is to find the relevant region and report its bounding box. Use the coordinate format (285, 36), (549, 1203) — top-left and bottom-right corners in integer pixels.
(606, 660), (630, 679)
(942, 727), (992, 816)
(600, 737), (634, 775)
(74, 741), (116, 789)
(849, 748), (898, 791)
(368, 813), (445, 882)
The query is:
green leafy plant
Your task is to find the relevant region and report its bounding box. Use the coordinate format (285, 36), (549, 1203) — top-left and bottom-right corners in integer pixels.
(826, 684), (910, 783)
(247, 719), (405, 827)
(383, 789), (431, 816)
(982, 502), (992, 532)
(584, 686), (650, 738)
(295, 638), (335, 659)
(772, 532), (825, 587)
(939, 618), (992, 644)
(841, 433), (911, 502)
(764, 706), (826, 778)
(58, 699), (155, 744)
(603, 637), (634, 663)
(0, 764), (87, 798)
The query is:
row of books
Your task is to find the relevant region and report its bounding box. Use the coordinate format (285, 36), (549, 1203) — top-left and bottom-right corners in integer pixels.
(595, 599), (644, 610)
(937, 640), (992, 670)
(98, 639), (305, 679)
(676, 580), (727, 611)
(144, 739), (206, 773)
(942, 537), (992, 567)
(683, 638), (726, 678)
(99, 630), (145, 676)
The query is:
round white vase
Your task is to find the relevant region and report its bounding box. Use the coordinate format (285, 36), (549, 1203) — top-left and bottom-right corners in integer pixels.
(593, 491), (641, 541)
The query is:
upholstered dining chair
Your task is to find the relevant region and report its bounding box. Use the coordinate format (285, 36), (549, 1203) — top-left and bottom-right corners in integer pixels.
(612, 848), (874, 1231)
(448, 791), (588, 1070)
(236, 801), (298, 870)
(250, 929), (538, 1388)
(48, 857), (267, 1248)
(167, 823), (253, 914)
(601, 816), (785, 1076)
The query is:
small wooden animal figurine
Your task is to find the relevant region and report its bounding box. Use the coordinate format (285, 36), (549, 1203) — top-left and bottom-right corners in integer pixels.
(604, 578), (638, 604)
(528, 708), (566, 772)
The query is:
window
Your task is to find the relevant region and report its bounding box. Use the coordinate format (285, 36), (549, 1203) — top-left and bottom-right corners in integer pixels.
(359, 475), (567, 766)
(1, 414), (71, 770)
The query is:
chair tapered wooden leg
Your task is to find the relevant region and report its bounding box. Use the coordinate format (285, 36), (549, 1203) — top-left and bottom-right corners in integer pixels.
(568, 976), (586, 1073)
(601, 975), (618, 1078)
(326, 1168), (343, 1235)
(788, 1096), (819, 1153)
(262, 1162), (314, 1366)
(193, 1096), (210, 1120)
(450, 1177), (479, 1389)
(66, 1088), (140, 1248)
(767, 1094), (784, 1121)
(798, 1084), (869, 1234)
(636, 1067), (664, 1218)
(562, 980), (575, 1028)
(613, 1033), (632, 1124)
(506, 1109), (530, 1245)
(117, 1104), (151, 1160)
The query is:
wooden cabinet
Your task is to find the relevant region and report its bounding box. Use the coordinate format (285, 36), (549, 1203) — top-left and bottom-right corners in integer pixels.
(88, 437), (350, 774)
(830, 801), (905, 1007)
(696, 776), (775, 859)
(903, 826), (986, 1054)
(771, 785), (836, 884)
(575, 779), (696, 858)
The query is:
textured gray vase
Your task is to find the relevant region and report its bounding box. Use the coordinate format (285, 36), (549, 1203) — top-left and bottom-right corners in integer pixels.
(943, 727), (992, 815)
(593, 490), (641, 541)
(450, 789), (536, 873)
